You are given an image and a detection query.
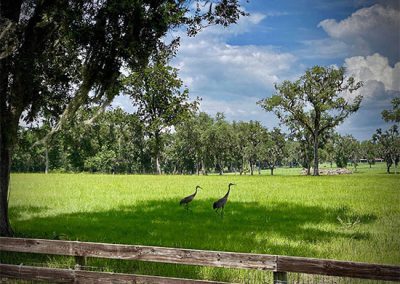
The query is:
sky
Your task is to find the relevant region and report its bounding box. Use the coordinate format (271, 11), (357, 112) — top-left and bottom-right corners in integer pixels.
(115, 0), (400, 140)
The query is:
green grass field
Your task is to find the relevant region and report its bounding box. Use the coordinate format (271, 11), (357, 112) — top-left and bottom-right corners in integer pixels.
(3, 163), (400, 282)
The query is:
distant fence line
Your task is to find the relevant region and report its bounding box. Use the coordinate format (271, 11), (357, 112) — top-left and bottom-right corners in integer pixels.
(1, 237), (399, 283)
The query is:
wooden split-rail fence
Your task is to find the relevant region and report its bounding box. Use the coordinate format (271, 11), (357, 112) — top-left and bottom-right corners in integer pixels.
(0, 237), (399, 283)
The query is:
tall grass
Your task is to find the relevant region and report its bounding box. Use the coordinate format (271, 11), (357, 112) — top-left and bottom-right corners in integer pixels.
(3, 163), (400, 282)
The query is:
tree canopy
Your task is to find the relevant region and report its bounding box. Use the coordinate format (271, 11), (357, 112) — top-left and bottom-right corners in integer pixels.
(258, 66), (363, 175)
(0, 0), (246, 236)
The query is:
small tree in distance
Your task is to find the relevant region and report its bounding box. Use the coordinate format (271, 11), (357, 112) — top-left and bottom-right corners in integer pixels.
(360, 140), (377, 168)
(374, 98), (400, 174)
(258, 66), (363, 176)
(124, 60), (198, 174)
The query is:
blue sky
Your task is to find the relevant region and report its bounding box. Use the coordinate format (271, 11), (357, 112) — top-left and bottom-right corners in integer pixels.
(115, 0), (400, 140)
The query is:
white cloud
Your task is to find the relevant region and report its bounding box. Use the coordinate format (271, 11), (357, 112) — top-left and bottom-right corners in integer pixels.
(175, 39), (298, 119)
(113, 12), (298, 129)
(199, 96), (279, 129)
(337, 53), (399, 139)
(318, 4), (400, 63)
(344, 53), (400, 92)
(177, 40), (297, 90)
(313, 4), (400, 139)
(299, 38), (349, 59)
(169, 12), (300, 126)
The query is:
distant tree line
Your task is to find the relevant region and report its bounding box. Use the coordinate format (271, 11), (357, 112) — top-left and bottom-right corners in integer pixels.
(12, 106), (399, 175)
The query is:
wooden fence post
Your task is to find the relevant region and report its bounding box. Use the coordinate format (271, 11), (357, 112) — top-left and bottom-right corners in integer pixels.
(74, 255), (86, 270)
(273, 271), (287, 284)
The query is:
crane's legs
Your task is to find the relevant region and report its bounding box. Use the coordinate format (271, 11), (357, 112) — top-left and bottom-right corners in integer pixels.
(184, 203), (192, 212)
(214, 207), (224, 218)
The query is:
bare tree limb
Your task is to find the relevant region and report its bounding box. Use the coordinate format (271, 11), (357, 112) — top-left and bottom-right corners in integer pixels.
(0, 20), (17, 60)
(32, 82), (92, 147)
(83, 95), (113, 126)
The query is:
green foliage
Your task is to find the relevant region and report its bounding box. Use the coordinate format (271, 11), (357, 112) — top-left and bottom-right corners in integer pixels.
(1, 0), (247, 236)
(382, 98), (400, 123)
(84, 148), (117, 173)
(334, 134), (359, 168)
(283, 140), (301, 168)
(258, 65), (363, 175)
(360, 140), (377, 168)
(11, 128), (46, 172)
(258, 128), (286, 175)
(373, 125), (400, 174)
(124, 60), (199, 174)
(12, 108), (152, 174)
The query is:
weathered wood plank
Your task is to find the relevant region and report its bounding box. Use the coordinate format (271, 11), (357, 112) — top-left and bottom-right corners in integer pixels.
(0, 237), (276, 271)
(2, 237), (399, 281)
(0, 264), (231, 284)
(277, 255), (400, 281)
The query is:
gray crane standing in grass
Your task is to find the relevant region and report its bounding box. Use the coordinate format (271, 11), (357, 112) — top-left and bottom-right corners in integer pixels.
(180, 185), (201, 210)
(213, 183), (235, 216)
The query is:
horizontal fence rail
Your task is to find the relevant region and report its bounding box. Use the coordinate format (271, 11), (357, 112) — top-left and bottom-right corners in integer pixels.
(0, 237), (276, 271)
(277, 256), (400, 281)
(0, 264), (229, 284)
(1, 237), (400, 282)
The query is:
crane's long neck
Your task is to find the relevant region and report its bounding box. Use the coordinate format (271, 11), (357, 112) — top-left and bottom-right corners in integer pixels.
(194, 188), (198, 196)
(224, 188), (230, 198)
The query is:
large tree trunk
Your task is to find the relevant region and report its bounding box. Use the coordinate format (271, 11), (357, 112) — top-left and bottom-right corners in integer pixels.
(313, 133), (319, 176)
(0, 112), (19, 237)
(250, 161), (254, 175)
(0, 143), (13, 236)
(0, 52), (20, 236)
(270, 167), (274, 176)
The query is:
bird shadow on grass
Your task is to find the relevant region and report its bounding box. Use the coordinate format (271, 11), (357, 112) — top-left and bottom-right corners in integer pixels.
(6, 200), (377, 282)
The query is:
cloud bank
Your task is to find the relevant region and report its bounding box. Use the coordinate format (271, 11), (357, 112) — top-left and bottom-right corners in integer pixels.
(171, 11), (300, 128)
(318, 4), (400, 64)
(338, 54), (400, 139)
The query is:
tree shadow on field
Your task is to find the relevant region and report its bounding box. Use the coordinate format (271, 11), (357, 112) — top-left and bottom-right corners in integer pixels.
(9, 205), (50, 220)
(7, 200), (377, 282)
(11, 200), (375, 254)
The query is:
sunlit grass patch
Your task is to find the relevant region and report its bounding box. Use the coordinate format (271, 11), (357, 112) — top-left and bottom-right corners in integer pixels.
(3, 163), (400, 282)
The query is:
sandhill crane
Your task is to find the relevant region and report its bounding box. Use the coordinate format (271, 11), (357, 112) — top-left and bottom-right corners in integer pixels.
(213, 183), (235, 216)
(180, 185), (201, 210)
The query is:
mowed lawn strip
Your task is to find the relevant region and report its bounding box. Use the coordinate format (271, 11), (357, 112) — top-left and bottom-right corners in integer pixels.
(3, 164), (400, 282)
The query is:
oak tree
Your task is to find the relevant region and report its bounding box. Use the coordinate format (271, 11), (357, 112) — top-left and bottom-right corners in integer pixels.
(258, 66), (363, 176)
(0, 0), (246, 236)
